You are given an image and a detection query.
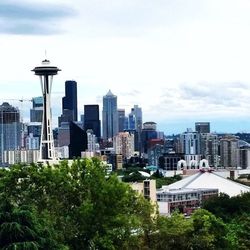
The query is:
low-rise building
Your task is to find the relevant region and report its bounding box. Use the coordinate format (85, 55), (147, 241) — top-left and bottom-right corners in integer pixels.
(157, 187), (218, 215)
(130, 179), (156, 202)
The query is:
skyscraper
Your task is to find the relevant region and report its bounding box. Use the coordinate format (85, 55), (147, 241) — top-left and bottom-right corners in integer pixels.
(129, 105), (142, 132)
(30, 96), (43, 122)
(58, 80), (78, 126)
(113, 132), (135, 160)
(141, 122), (158, 154)
(220, 135), (239, 168)
(0, 102), (21, 164)
(102, 90), (118, 141)
(68, 122), (87, 159)
(84, 105), (101, 139)
(180, 129), (201, 155)
(118, 109), (125, 132)
(129, 105), (142, 152)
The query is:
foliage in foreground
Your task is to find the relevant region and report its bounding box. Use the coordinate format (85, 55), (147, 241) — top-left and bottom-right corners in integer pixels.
(0, 159), (246, 249)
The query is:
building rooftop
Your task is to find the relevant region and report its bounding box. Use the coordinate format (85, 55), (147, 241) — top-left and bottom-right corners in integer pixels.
(106, 89), (114, 96)
(164, 170), (250, 197)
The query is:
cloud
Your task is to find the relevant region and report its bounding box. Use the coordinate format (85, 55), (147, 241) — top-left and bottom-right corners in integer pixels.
(0, 1), (75, 35)
(146, 82), (250, 123)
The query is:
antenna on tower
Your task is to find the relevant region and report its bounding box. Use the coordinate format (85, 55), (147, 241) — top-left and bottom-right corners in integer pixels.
(42, 50), (50, 65)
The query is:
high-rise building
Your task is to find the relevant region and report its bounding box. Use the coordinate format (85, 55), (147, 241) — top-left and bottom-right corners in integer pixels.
(113, 132), (134, 160)
(141, 122), (158, 154)
(86, 129), (97, 153)
(28, 96), (43, 149)
(0, 102), (21, 164)
(68, 122), (87, 159)
(128, 105), (142, 132)
(220, 135), (239, 168)
(180, 129), (201, 155)
(102, 90), (118, 141)
(58, 80), (78, 126)
(238, 147), (250, 169)
(195, 122), (210, 133)
(200, 133), (219, 168)
(30, 96), (43, 122)
(118, 109), (126, 132)
(84, 105), (101, 139)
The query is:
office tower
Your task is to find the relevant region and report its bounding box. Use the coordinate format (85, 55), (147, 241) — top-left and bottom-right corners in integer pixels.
(195, 122), (210, 133)
(129, 106), (142, 152)
(102, 90), (118, 141)
(84, 105), (101, 139)
(26, 123), (42, 150)
(58, 122), (70, 147)
(32, 59), (60, 161)
(68, 122), (87, 159)
(30, 96), (43, 122)
(0, 102), (21, 164)
(128, 113), (135, 130)
(58, 80), (78, 126)
(220, 135), (239, 168)
(141, 122), (158, 154)
(118, 109), (125, 132)
(128, 105), (142, 132)
(113, 132), (134, 160)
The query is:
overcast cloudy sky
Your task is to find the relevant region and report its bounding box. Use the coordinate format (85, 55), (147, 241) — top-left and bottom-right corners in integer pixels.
(1, 0), (250, 134)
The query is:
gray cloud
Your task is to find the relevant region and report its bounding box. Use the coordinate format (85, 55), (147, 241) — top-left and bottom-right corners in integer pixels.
(178, 82), (249, 107)
(0, 1), (75, 35)
(149, 81), (250, 122)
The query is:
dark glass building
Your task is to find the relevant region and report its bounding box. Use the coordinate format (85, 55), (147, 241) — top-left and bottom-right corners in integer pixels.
(58, 80), (78, 126)
(84, 105), (100, 139)
(118, 109), (125, 132)
(141, 122), (158, 154)
(195, 122), (210, 133)
(68, 122), (87, 159)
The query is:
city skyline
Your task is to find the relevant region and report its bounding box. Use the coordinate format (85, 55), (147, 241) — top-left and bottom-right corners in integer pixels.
(1, 0), (250, 134)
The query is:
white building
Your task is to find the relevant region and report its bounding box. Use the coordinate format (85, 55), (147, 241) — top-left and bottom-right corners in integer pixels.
(86, 129), (97, 152)
(166, 169), (250, 197)
(180, 129), (201, 155)
(4, 149), (39, 165)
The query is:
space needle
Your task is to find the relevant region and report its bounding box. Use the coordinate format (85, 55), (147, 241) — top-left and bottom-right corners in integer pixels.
(32, 59), (61, 163)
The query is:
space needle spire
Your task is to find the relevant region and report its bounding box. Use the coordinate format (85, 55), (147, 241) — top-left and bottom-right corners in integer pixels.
(32, 59), (61, 163)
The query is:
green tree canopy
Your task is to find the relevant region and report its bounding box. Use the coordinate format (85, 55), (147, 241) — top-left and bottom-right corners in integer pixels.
(0, 159), (154, 249)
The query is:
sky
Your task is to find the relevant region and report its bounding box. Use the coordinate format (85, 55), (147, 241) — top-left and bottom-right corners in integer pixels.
(1, 0), (250, 134)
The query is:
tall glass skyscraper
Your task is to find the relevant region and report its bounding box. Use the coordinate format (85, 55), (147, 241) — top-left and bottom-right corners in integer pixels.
(0, 102), (21, 164)
(102, 90), (118, 141)
(129, 105), (142, 132)
(30, 96), (43, 122)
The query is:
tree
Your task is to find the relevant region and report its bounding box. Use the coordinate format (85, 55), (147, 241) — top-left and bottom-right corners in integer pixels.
(0, 158), (154, 249)
(190, 209), (229, 250)
(0, 198), (63, 249)
(147, 211), (193, 250)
